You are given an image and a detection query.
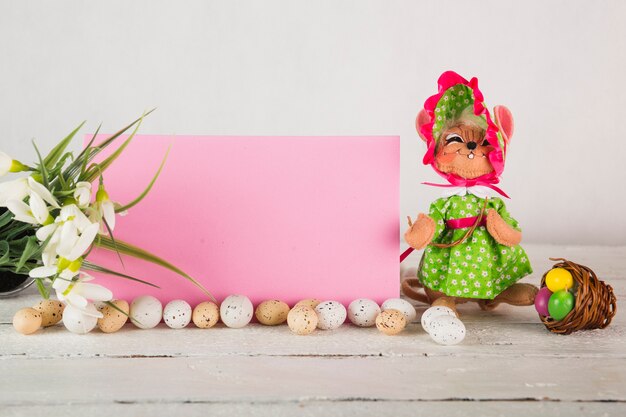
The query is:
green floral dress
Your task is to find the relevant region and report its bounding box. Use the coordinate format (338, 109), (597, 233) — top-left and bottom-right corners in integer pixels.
(418, 194), (532, 299)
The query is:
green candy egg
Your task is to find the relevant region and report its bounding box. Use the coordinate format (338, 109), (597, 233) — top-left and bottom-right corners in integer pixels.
(548, 290), (575, 321)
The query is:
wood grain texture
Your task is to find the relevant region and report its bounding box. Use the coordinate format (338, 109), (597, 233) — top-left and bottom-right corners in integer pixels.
(0, 244), (624, 416)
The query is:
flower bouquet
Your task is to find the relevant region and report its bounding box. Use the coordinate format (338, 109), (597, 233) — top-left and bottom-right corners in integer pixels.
(0, 111), (209, 322)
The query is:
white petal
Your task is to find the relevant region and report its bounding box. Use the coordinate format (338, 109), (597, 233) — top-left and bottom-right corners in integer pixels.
(6, 199), (37, 224)
(80, 303), (104, 319)
(66, 222), (99, 261)
(41, 246), (58, 267)
(52, 277), (70, 292)
(0, 151), (11, 176)
(56, 221), (79, 258)
(102, 201), (115, 230)
(74, 183), (92, 208)
(66, 292), (88, 309)
(60, 204), (91, 232)
(36, 223), (58, 242)
(28, 266), (57, 278)
(77, 282), (113, 302)
(29, 192), (49, 224)
(0, 177), (29, 206)
(28, 177), (59, 208)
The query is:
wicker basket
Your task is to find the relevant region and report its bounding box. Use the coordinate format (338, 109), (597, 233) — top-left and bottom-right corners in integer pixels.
(540, 258), (617, 335)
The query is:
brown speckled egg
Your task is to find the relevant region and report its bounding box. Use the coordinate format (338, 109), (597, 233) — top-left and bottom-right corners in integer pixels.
(13, 308), (42, 335)
(287, 305), (318, 335)
(33, 300), (65, 327)
(294, 298), (321, 309)
(97, 300), (129, 333)
(255, 300), (290, 325)
(192, 301), (220, 328)
(375, 309), (407, 335)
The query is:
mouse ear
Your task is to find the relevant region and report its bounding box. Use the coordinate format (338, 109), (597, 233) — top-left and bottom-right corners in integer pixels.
(493, 105), (514, 142)
(415, 109), (430, 142)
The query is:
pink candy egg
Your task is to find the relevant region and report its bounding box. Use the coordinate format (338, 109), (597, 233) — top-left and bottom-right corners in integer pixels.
(535, 287), (552, 317)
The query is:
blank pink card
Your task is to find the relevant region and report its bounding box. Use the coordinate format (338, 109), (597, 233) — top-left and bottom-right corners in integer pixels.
(86, 135), (399, 306)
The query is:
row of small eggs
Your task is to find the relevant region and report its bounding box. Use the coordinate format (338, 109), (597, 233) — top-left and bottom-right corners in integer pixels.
(13, 295), (465, 344)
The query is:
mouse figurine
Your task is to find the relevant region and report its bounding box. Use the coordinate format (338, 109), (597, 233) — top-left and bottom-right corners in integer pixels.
(402, 71), (537, 314)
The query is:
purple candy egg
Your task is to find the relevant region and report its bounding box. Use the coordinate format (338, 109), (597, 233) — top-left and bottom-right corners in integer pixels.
(535, 287), (552, 317)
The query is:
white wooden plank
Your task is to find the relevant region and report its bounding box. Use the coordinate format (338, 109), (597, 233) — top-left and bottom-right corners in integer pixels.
(0, 356), (624, 405)
(2, 401), (624, 417)
(0, 320), (624, 359)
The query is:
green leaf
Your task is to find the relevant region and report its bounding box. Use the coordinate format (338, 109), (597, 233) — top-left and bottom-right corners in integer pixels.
(115, 146), (170, 213)
(81, 111), (148, 182)
(15, 236), (40, 273)
(81, 261), (160, 288)
(0, 241), (10, 265)
(0, 210), (13, 229)
(93, 235), (214, 301)
(31, 140), (50, 188)
(43, 121), (85, 170)
(35, 279), (50, 299)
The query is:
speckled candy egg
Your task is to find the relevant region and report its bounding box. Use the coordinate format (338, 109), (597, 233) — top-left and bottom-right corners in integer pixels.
(13, 308), (42, 335)
(420, 305), (456, 333)
(315, 301), (347, 330)
(428, 315), (466, 345)
(33, 299), (65, 327)
(287, 305), (318, 335)
(220, 295), (253, 328)
(381, 298), (417, 323)
(255, 300), (290, 325)
(163, 300), (192, 329)
(192, 301), (220, 328)
(63, 304), (99, 334)
(130, 295), (163, 329)
(375, 309), (407, 335)
(347, 298), (380, 327)
(294, 298), (321, 309)
(97, 300), (129, 333)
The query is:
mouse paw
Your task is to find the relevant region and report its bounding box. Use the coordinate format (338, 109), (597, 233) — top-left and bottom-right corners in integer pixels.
(404, 213), (435, 250)
(486, 209), (522, 246)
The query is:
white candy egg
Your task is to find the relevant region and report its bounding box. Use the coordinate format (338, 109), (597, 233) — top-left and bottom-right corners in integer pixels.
(420, 305), (456, 333)
(428, 315), (466, 345)
(381, 298), (417, 323)
(63, 304), (99, 334)
(315, 301), (347, 330)
(220, 295), (253, 328)
(163, 300), (192, 329)
(130, 295), (163, 329)
(347, 298), (380, 327)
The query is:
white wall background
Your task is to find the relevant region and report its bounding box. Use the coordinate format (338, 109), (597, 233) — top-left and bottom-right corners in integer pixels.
(1, 0), (625, 245)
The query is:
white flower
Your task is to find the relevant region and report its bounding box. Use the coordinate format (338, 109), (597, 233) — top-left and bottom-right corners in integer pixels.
(0, 178), (29, 206)
(27, 177), (59, 208)
(73, 182), (92, 208)
(89, 185), (116, 233)
(56, 220), (100, 262)
(29, 256), (81, 281)
(6, 191), (52, 225)
(0, 151), (28, 177)
(52, 273), (112, 318)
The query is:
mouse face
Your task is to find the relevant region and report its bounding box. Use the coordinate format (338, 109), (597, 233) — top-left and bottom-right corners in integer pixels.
(435, 122), (495, 179)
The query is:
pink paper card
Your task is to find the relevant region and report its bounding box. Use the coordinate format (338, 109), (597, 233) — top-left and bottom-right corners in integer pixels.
(86, 135), (399, 305)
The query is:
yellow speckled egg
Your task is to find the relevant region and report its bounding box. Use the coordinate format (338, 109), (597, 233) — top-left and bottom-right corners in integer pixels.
(13, 308), (42, 335)
(294, 298), (321, 309)
(33, 299), (65, 327)
(255, 300), (290, 325)
(97, 300), (129, 333)
(192, 301), (220, 328)
(287, 305), (318, 335)
(375, 309), (406, 336)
